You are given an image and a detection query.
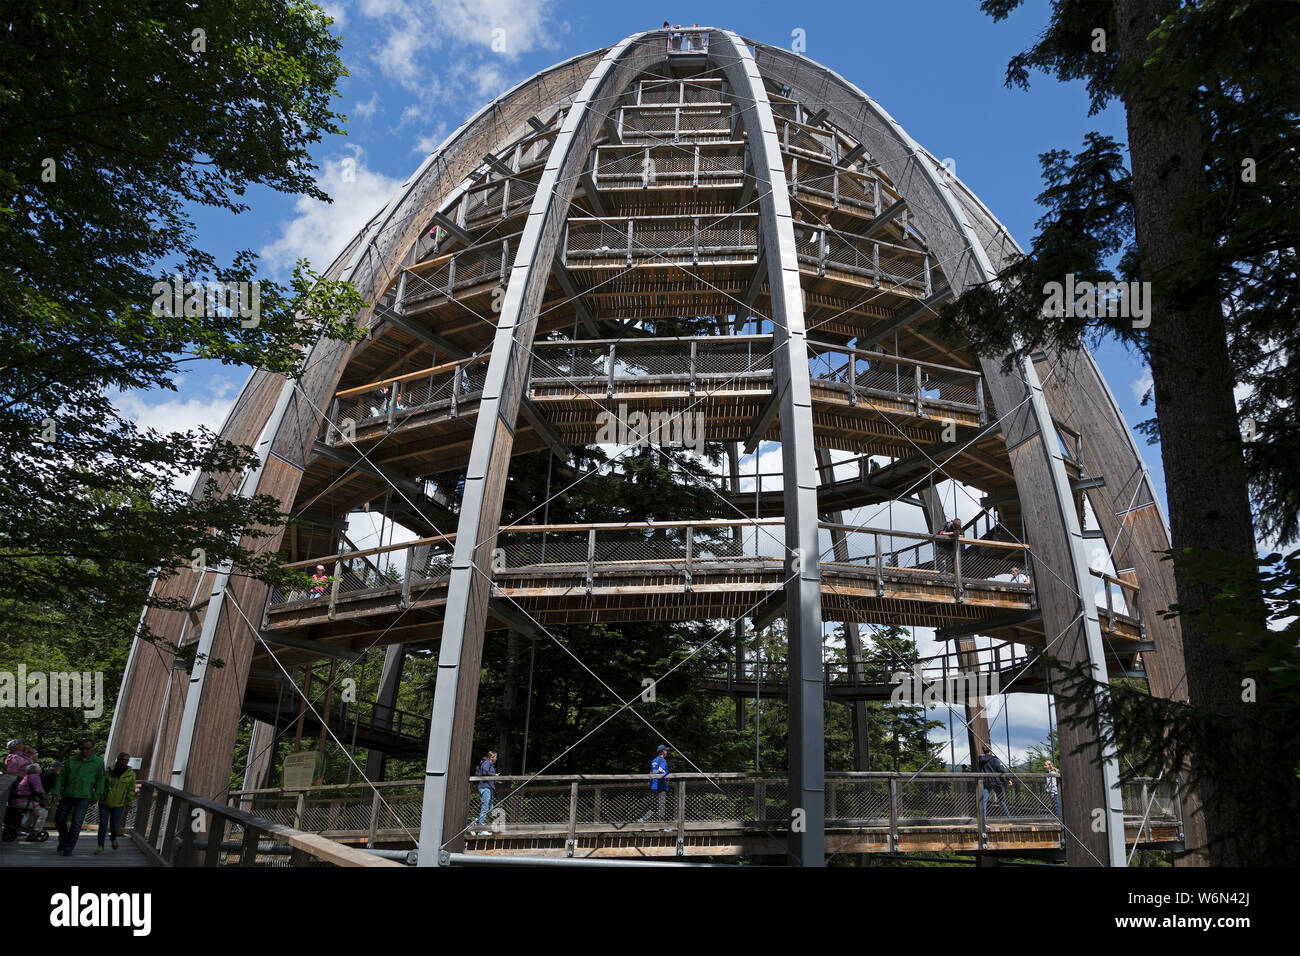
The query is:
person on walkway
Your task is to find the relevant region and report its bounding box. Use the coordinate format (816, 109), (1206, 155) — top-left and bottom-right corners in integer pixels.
(938, 517), (962, 574)
(40, 761), (61, 795)
(96, 753), (136, 853)
(1010, 566), (1029, 584)
(309, 564), (329, 599)
(978, 746), (1011, 817)
(10, 763), (46, 838)
(51, 738), (105, 856)
(2, 739), (28, 805)
(472, 750), (498, 835)
(1044, 759), (1061, 818)
(638, 745), (671, 825)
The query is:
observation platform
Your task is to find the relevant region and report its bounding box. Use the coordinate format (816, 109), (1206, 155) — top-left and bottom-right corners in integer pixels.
(257, 518), (1144, 670)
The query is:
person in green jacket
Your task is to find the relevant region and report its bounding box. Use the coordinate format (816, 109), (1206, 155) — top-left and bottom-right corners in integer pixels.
(95, 752), (136, 854)
(51, 738), (105, 857)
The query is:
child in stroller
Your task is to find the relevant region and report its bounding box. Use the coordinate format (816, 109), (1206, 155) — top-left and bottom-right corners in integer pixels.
(3, 763), (50, 843)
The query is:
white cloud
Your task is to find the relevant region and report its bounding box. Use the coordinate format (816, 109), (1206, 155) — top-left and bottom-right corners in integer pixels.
(428, 0), (562, 57)
(261, 149), (404, 274)
(319, 1), (349, 26)
(377, 26), (427, 89)
(353, 90), (382, 121)
(118, 378), (241, 439)
(116, 374), (245, 490)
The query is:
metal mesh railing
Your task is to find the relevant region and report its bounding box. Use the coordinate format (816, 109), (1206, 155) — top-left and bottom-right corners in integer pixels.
(563, 214), (759, 265)
(224, 774), (1180, 851)
(806, 341), (984, 416)
(269, 517), (1041, 614)
(620, 105), (732, 142)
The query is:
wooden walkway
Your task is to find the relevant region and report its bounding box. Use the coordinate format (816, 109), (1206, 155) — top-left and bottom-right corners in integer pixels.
(0, 832), (153, 867)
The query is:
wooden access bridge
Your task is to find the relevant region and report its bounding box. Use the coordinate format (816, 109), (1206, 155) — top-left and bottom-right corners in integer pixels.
(228, 772), (1184, 863)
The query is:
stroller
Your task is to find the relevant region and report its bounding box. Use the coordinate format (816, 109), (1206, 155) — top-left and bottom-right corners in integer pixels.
(3, 782), (50, 843)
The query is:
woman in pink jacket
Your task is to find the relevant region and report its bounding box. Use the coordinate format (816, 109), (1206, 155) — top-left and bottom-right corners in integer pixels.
(9, 764), (46, 839)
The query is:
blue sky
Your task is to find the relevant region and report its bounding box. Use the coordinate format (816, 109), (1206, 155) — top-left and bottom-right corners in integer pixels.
(147, 1), (1164, 766)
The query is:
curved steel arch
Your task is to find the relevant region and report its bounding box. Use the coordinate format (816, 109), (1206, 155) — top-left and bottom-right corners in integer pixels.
(750, 41), (1127, 866)
(416, 30), (665, 863)
(709, 28), (826, 866)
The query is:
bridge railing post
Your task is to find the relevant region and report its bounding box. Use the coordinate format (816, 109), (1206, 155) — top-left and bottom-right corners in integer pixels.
(585, 528), (596, 594)
(203, 810), (224, 867)
(147, 792), (166, 853)
(684, 524), (693, 590)
(874, 531), (883, 595)
(675, 781), (687, 855)
(977, 774), (987, 850)
(368, 790), (382, 846)
(402, 545), (413, 607)
(132, 785), (153, 843)
(888, 777), (899, 853)
(566, 782), (579, 857)
(954, 537), (963, 603)
(328, 559), (341, 620)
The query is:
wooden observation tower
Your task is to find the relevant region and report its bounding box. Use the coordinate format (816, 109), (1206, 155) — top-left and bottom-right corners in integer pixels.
(108, 28), (1196, 867)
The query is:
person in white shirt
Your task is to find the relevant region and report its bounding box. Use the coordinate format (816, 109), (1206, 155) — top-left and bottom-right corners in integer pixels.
(1044, 759), (1061, 818)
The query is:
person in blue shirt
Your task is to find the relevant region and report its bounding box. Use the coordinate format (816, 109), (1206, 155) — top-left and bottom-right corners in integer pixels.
(472, 750), (498, 835)
(638, 745), (670, 824)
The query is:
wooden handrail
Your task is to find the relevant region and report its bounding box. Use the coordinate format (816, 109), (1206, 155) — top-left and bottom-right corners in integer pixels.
(281, 518), (1032, 573)
(806, 339), (981, 379)
(334, 353), (489, 400)
(1089, 567), (1142, 592)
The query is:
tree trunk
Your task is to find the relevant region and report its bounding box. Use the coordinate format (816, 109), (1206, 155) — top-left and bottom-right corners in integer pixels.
(1114, 0), (1268, 865)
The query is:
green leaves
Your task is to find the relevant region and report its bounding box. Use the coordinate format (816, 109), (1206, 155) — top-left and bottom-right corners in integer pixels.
(0, 2), (367, 618)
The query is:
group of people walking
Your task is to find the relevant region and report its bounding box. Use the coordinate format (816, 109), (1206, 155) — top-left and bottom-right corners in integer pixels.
(469, 744), (675, 834)
(3, 737), (136, 855)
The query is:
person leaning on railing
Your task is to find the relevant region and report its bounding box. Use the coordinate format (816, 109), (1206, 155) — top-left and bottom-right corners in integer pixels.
(938, 518), (961, 574)
(1044, 760), (1061, 818)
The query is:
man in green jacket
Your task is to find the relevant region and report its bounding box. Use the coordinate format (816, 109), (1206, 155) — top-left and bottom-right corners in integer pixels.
(95, 752), (136, 853)
(51, 738), (105, 857)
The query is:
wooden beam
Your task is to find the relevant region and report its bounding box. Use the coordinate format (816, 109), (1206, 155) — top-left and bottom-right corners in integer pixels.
(385, 312), (469, 360)
(432, 212), (474, 246)
(936, 609), (1043, 641)
(743, 389), (781, 453)
(260, 632), (364, 662)
(484, 153), (513, 177)
(519, 398), (571, 462)
(867, 290), (952, 346)
(859, 198), (907, 239)
(550, 259), (600, 335)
